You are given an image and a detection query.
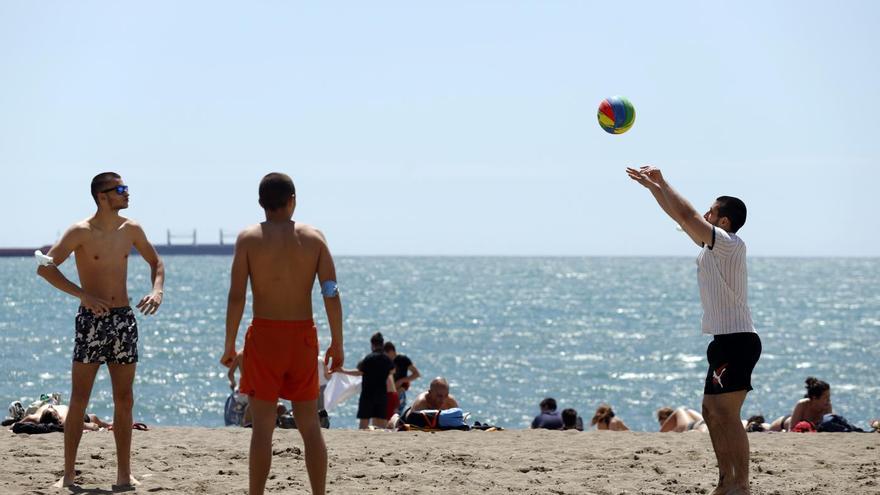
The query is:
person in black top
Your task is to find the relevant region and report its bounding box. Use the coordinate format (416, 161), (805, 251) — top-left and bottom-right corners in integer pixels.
(338, 332), (394, 429)
(384, 341), (421, 416)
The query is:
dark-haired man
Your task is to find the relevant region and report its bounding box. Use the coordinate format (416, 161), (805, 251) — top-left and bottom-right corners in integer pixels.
(383, 341), (420, 415)
(627, 165), (761, 495)
(37, 172), (165, 488)
(221, 172), (344, 495)
(337, 332), (395, 429)
(530, 398), (563, 430)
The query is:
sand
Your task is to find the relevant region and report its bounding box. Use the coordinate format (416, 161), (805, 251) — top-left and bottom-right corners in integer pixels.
(1, 427), (878, 494)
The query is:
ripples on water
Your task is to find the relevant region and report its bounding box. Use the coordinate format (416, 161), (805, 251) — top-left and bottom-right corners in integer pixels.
(1, 256), (878, 430)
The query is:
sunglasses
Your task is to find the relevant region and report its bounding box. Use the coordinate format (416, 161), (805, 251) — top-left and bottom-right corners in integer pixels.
(100, 185), (129, 195)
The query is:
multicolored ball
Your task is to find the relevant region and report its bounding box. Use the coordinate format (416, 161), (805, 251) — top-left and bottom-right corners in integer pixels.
(597, 96), (635, 134)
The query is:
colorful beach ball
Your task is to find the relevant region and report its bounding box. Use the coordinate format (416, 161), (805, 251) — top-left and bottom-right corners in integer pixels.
(597, 96), (635, 134)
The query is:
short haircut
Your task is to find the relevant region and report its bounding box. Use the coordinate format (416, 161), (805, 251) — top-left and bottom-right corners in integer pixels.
(90, 172), (121, 204)
(258, 173), (296, 211)
(39, 409), (60, 425)
(539, 397), (557, 411)
(383, 341), (396, 353)
(370, 332), (384, 348)
(561, 408), (578, 428)
(715, 196), (747, 233)
(804, 376), (830, 399)
(429, 377), (449, 391)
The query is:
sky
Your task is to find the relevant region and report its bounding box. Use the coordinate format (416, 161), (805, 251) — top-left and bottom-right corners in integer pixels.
(1, 1), (878, 256)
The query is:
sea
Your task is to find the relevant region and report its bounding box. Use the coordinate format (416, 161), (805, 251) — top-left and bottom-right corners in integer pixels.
(1, 256), (878, 431)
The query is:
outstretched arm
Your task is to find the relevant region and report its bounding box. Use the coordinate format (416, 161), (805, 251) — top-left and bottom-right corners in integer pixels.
(221, 234), (249, 368)
(36, 225), (111, 315)
(132, 223), (165, 315)
(626, 166), (713, 247)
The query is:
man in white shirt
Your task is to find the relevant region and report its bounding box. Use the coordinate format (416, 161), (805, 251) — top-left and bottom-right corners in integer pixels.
(627, 165), (761, 495)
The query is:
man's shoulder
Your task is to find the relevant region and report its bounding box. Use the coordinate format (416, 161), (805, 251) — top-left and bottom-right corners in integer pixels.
(234, 224), (263, 245)
(295, 223), (328, 243)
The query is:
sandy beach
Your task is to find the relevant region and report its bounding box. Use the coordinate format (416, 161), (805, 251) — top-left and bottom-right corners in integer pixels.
(2, 427), (878, 494)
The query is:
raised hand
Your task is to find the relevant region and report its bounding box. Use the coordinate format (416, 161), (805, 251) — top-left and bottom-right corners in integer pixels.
(626, 167), (658, 189)
(639, 165), (665, 184)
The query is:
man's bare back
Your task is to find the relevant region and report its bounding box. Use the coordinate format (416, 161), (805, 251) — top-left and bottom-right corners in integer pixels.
(238, 221), (328, 320)
(221, 173), (343, 495)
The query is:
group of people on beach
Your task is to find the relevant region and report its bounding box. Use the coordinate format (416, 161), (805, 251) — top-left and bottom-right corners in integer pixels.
(28, 168), (775, 495)
(529, 376), (857, 434)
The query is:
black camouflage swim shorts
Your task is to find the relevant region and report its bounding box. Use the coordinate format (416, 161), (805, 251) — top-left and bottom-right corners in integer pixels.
(73, 306), (139, 364)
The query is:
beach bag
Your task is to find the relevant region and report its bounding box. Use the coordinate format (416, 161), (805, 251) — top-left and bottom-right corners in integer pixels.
(791, 420), (816, 433)
(438, 408), (468, 430)
(405, 408), (469, 430)
(224, 392), (248, 426)
(817, 414), (863, 433)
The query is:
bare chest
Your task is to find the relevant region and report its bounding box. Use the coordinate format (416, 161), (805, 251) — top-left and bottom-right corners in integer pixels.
(75, 230), (134, 268)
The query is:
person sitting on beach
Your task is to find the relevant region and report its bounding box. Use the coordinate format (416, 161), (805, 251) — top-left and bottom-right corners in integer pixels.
(769, 376), (832, 432)
(409, 377), (459, 412)
(531, 398), (563, 430)
(657, 407), (707, 433)
(591, 404), (630, 431)
(561, 408), (582, 431)
(18, 403), (112, 431)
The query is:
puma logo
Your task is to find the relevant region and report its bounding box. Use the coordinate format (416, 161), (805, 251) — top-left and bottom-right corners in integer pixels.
(712, 364), (728, 388)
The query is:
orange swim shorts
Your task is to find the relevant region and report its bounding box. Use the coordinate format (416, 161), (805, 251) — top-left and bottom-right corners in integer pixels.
(239, 317), (319, 403)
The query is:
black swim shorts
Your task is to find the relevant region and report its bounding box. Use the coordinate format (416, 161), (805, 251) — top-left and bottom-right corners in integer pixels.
(703, 332), (761, 395)
(356, 392), (387, 420)
(73, 306), (139, 364)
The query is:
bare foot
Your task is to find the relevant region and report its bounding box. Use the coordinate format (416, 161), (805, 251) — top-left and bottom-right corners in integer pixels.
(113, 474), (141, 488)
(724, 485), (750, 495)
(711, 486), (749, 495)
(52, 473), (76, 489)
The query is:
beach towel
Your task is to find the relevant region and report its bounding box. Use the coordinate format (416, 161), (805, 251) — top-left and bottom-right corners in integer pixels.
(817, 414), (863, 433)
(323, 373), (361, 412)
(11, 422), (64, 434)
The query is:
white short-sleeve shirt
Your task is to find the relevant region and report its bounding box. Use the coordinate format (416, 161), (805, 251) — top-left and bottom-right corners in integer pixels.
(696, 226), (756, 335)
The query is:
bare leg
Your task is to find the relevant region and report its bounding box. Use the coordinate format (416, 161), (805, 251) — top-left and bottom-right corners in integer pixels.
(88, 414), (112, 429)
(703, 399), (729, 494)
(705, 391), (750, 495)
(108, 363), (139, 487)
(54, 362), (99, 488)
(249, 397), (279, 495)
(292, 399), (327, 495)
(358, 418), (369, 429)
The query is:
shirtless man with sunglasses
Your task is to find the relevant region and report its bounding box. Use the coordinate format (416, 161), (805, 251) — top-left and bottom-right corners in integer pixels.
(37, 172), (165, 489)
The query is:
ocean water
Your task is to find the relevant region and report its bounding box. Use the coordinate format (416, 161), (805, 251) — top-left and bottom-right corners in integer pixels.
(1, 256), (878, 431)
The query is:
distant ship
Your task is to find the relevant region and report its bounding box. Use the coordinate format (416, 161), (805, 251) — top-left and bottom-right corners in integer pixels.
(0, 230), (235, 257)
